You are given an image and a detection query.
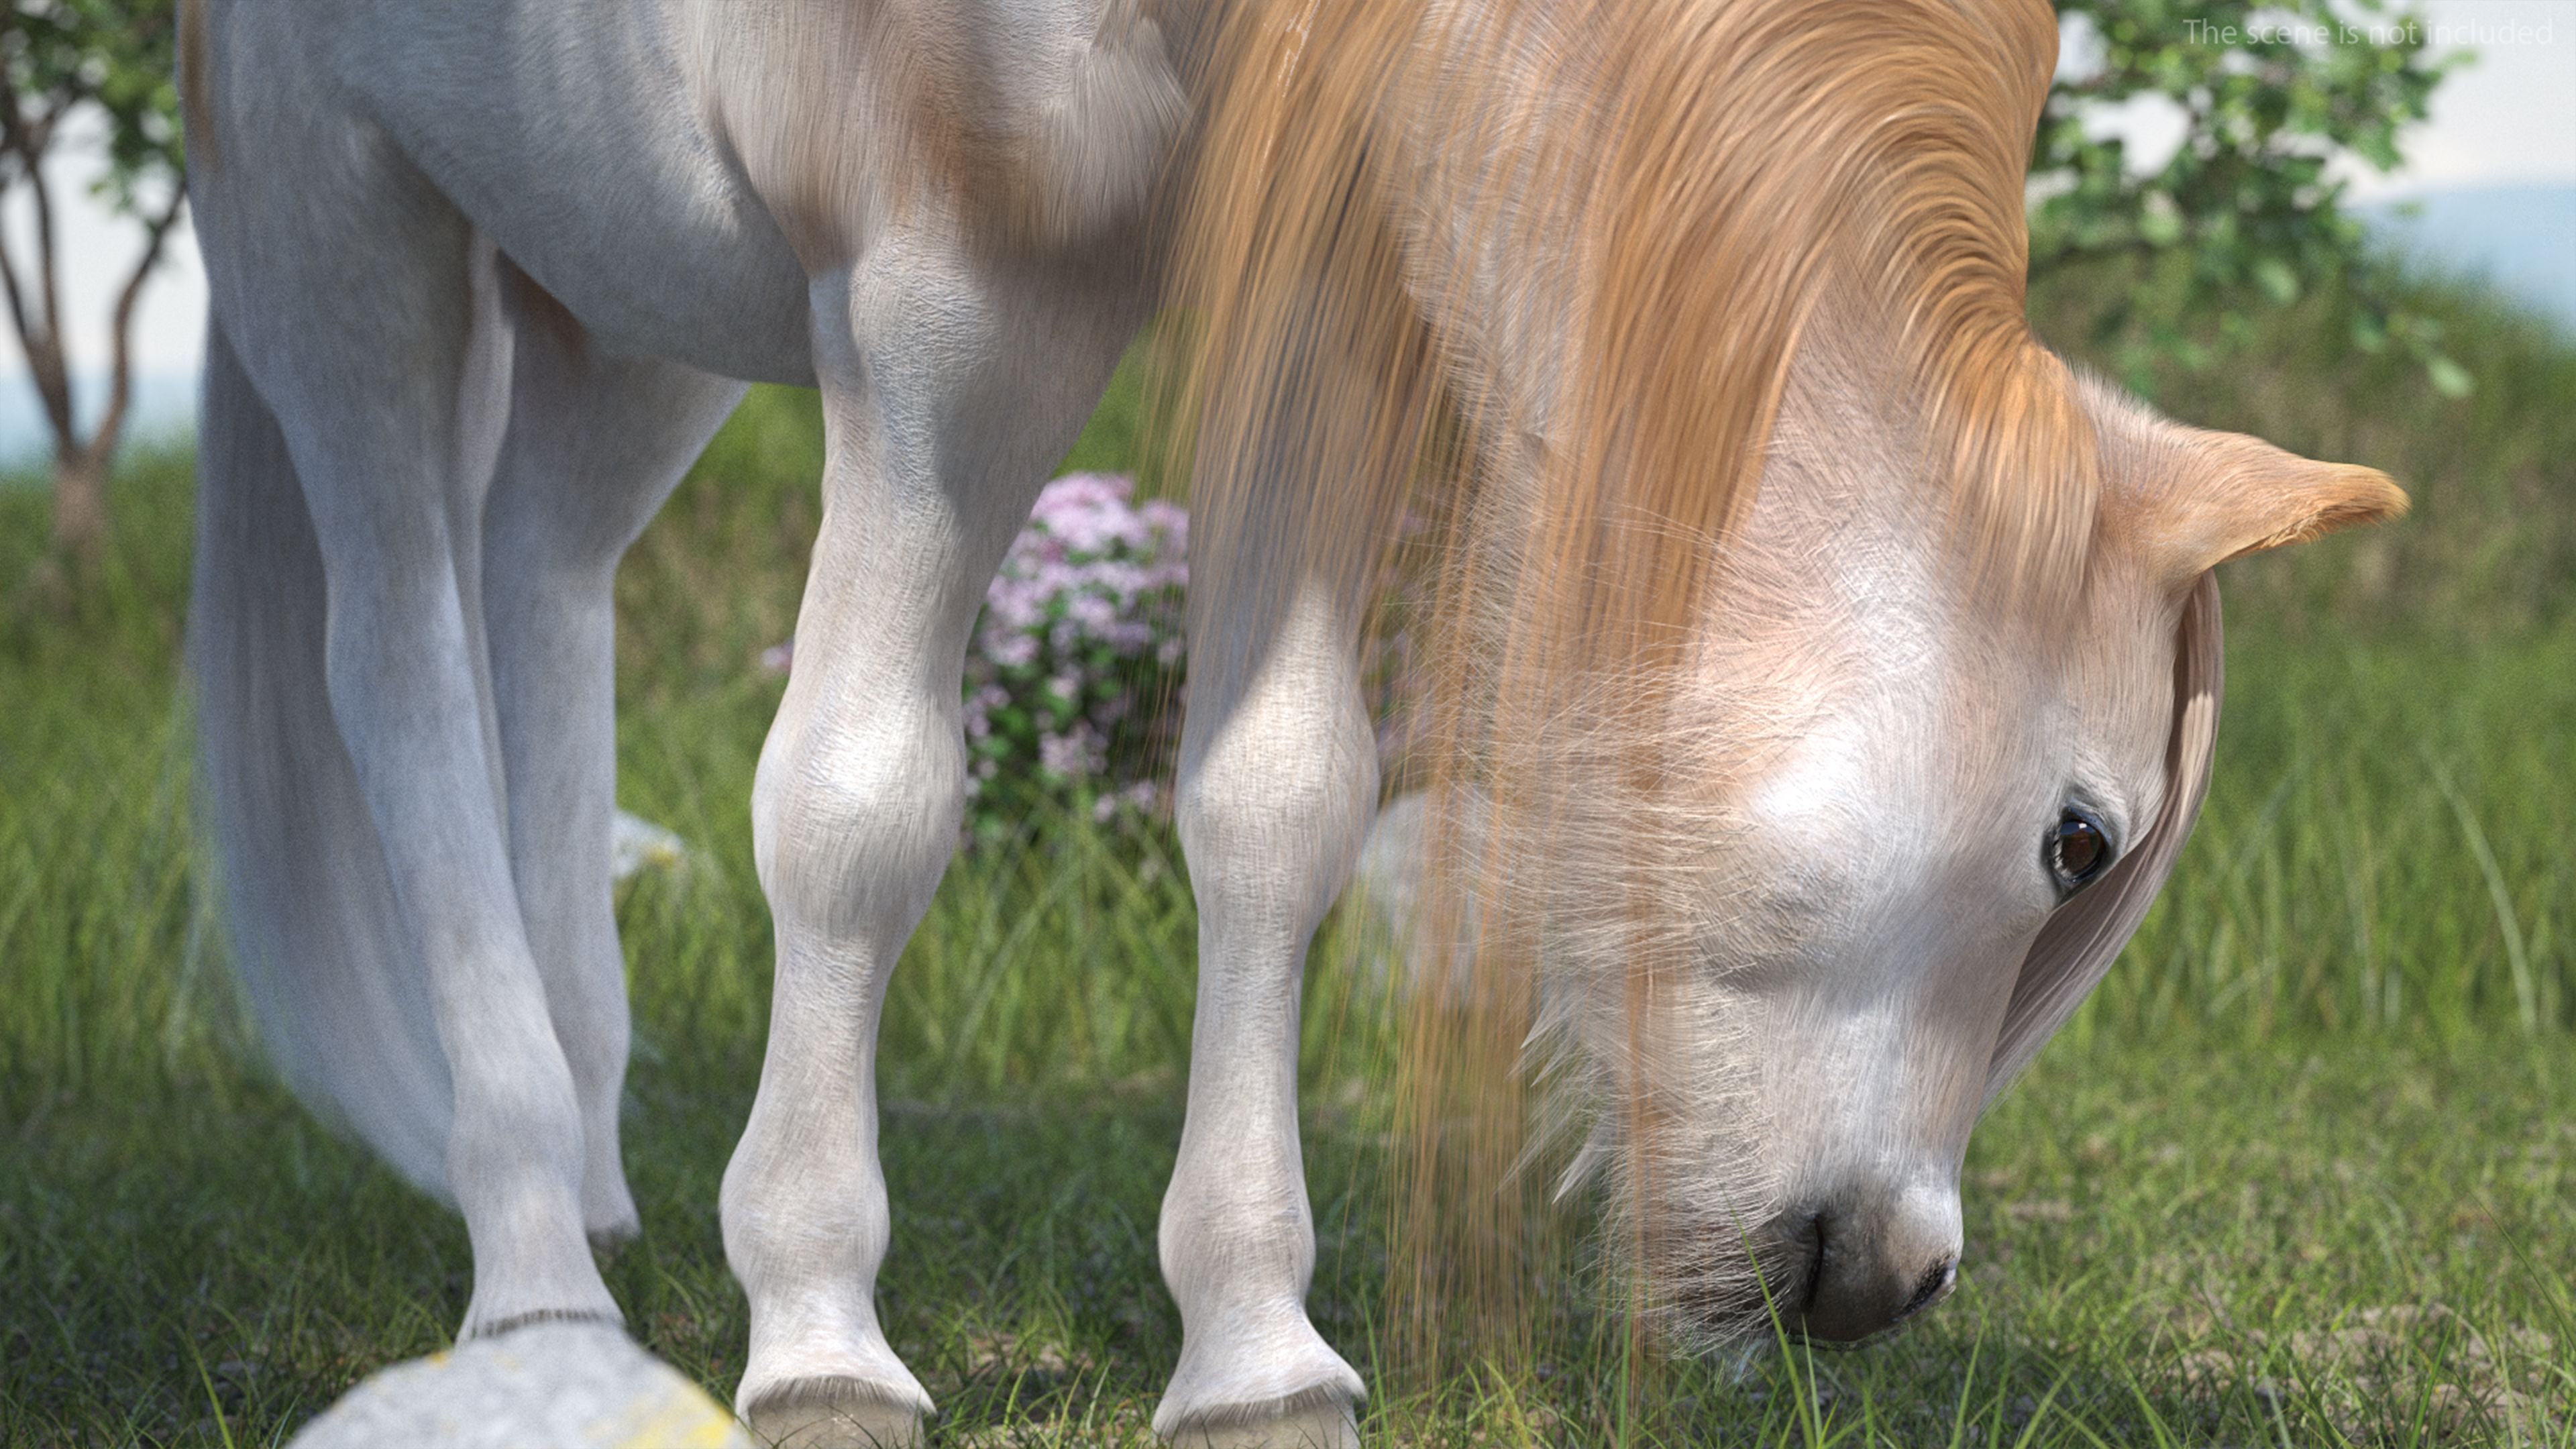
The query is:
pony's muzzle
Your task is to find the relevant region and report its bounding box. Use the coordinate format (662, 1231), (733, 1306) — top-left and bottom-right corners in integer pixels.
(1768, 1184), (1961, 1343)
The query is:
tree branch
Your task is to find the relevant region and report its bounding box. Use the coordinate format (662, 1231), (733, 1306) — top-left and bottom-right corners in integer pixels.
(24, 153), (76, 449)
(93, 180), (186, 458)
(0, 166), (37, 366)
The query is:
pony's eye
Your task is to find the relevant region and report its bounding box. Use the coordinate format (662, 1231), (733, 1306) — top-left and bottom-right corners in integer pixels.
(2049, 811), (2112, 893)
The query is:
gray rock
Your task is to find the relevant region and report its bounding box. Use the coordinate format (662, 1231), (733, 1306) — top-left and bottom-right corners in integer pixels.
(1348, 790), (1487, 996)
(287, 1322), (754, 1449)
(612, 810), (694, 881)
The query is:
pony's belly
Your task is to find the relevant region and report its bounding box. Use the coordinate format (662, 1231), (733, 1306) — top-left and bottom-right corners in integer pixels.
(347, 0), (821, 384)
(474, 196), (818, 388)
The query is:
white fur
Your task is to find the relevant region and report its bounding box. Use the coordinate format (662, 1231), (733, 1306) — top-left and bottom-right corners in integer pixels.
(187, 0), (1320, 1440)
(187, 0), (2288, 1440)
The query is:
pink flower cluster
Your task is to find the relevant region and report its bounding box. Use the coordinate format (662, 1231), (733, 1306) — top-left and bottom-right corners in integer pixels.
(961, 473), (1188, 835)
(971, 472), (1187, 672)
(760, 473), (1187, 841)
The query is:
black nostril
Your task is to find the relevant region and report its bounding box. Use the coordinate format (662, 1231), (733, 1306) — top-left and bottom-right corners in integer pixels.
(1892, 1256), (1955, 1324)
(1795, 1212), (1829, 1316)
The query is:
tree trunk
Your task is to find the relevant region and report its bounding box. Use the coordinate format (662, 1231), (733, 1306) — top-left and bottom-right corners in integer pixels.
(50, 440), (111, 559)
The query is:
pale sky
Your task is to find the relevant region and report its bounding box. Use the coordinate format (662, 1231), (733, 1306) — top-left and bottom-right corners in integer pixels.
(2, 0), (2569, 439)
(2070, 0), (2576, 197)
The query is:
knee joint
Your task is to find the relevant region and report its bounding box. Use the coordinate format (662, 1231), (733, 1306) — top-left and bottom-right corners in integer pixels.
(755, 714), (963, 934)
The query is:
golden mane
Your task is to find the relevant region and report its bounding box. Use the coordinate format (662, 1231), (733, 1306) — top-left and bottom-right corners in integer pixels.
(1161, 0), (2093, 1371)
(1168, 0), (2088, 688)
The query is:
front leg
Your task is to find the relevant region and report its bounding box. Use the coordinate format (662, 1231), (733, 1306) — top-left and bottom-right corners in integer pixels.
(722, 235), (1145, 1449)
(1157, 580), (1378, 1449)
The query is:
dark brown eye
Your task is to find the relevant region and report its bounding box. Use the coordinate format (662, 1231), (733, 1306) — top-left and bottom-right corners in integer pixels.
(2049, 812), (2111, 892)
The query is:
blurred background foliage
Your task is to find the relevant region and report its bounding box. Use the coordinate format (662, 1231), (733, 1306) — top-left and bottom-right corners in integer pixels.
(2033, 0), (2469, 395)
(2031, 257), (2575, 643)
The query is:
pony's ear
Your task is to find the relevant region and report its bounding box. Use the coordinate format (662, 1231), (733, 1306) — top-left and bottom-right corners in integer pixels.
(2129, 428), (2408, 585)
(1983, 570), (2222, 1103)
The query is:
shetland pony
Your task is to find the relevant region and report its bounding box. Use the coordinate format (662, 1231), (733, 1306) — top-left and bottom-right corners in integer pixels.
(182, 0), (2402, 1441)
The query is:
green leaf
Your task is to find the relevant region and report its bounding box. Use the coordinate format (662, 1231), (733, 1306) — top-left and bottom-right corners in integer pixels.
(2031, 0), (2451, 396)
(2253, 257), (2301, 305)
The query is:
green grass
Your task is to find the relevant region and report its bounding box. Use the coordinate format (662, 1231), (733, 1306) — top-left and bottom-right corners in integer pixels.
(5, 1013), (2567, 1444)
(2098, 629), (2576, 1049)
(3, 257), (2573, 1444)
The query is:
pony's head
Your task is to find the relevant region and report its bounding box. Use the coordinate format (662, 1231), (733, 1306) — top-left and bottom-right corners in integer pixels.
(1525, 350), (2403, 1347)
(1167, 0), (2406, 1352)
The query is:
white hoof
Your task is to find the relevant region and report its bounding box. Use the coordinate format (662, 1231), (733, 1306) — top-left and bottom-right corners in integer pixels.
(1152, 1311), (1365, 1448)
(742, 1377), (926, 1448)
(285, 1321), (752, 1448)
(1161, 1392), (1360, 1449)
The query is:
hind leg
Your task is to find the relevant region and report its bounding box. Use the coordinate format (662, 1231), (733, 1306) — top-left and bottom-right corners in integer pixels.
(193, 315), (467, 1192)
(721, 231), (1144, 1447)
(195, 88), (615, 1338)
(481, 259), (748, 1248)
